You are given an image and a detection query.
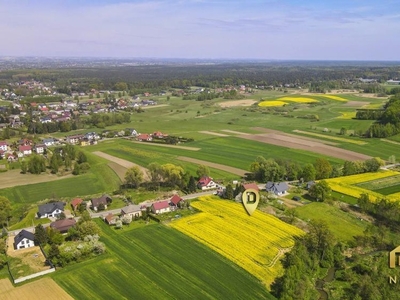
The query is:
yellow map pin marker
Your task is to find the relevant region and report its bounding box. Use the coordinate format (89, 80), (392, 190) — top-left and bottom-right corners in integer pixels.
(242, 188), (260, 216)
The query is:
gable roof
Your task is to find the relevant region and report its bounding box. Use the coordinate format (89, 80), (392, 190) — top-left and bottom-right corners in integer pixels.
(70, 198), (83, 208)
(91, 194), (111, 208)
(105, 213), (117, 223)
(14, 229), (35, 245)
(50, 219), (76, 232)
(265, 182), (288, 193)
(152, 200), (169, 210)
(170, 194), (183, 206)
(38, 202), (65, 216)
(121, 204), (142, 215)
(198, 176), (213, 187)
(242, 183), (260, 191)
(18, 145), (31, 152)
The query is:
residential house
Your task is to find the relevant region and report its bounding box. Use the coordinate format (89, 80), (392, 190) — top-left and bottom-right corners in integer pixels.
(14, 230), (35, 250)
(66, 134), (84, 145)
(34, 144), (46, 154)
(104, 213), (119, 225)
(265, 182), (289, 195)
(306, 181), (316, 190)
(137, 134), (152, 142)
(169, 194), (184, 208)
(242, 182), (260, 192)
(120, 204), (142, 219)
(151, 200), (171, 214)
(37, 202), (65, 218)
(70, 198), (83, 211)
(91, 194), (112, 211)
(125, 128), (137, 136)
(152, 131), (167, 139)
(50, 219), (76, 234)
(18, 145), (32, 156)
(197, 176), (217, 190)
(0, 141), (9, 152)
(43, 138), (56, 147)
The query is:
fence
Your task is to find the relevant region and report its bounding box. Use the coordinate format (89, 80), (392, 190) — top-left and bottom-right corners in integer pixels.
(14, 267), (55, 284)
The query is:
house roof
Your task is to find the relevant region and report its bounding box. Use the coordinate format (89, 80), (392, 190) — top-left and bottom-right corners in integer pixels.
(242, 183), (260, 191)
(121, 204), (142, 215)
(18, 145), (31, 151)
(137, 134), (150, 140)
(91, 194), (111, 208)
(198, 176), (213, 187)
(14, 229), (35, 245)
(50, 219), (76, 232)
(170, 194), (183, 206)
(152, 200), (169, 210)
(265, 182), (288, 193)
(105, 213), (118, 223)
(38, 202), (65, 216)
(70, 198), (83, 208)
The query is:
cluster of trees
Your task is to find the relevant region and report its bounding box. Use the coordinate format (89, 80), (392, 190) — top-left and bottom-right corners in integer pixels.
(20, 146), (89, 175)
(35, 212), (104, 267)
(365, 94), (400, 137)
(248, 156), (384, 183)
(87, 112), (131, 128)
(271, 220), (344, 299)
(27, 120), (80, 134)
(355, 109), (384, 120)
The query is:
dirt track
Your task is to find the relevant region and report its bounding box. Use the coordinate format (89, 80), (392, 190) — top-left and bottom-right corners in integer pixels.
(93, 151), (149, 180)
(177, 156), (248, 177)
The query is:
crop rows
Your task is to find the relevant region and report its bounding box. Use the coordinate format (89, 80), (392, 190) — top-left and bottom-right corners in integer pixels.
(170, 196), (303, 288)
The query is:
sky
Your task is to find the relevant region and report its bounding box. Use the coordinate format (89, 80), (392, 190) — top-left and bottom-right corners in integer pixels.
(0, 0), (399, 60)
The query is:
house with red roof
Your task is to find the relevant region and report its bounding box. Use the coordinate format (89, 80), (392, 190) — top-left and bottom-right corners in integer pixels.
(70, 198), (83, 211)
(137, 134), (152, 142)
(197, 176), (217, 190)
(18, 145), (32, 156)
(170, 194), (184, 208)
(104, 213), (119, 225)
(151, 200), (171, 214)
(242, 182), (260, 192)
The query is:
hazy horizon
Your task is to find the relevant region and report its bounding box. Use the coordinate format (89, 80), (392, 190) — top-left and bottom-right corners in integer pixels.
(1, 0), (399, 61)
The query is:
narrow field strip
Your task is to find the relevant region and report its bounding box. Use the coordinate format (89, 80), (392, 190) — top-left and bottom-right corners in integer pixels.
(221, 129), (251, 135)
(130, 140), (200, 151)
(292, 130), (367, 145)
(198, 131), (230, 137)
(177, 156), (248, 176)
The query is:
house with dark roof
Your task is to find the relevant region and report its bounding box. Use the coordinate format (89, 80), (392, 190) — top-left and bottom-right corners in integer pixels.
(50, 219), (76, 234)
(170, 194), (184, 208)
(265, 182), (289, 195)
(151, 200), (171, 214)
(197, 176), (217, 190)
(91, 194), (112, 211)
(306, 181), (316, 190)
(37, 202), (65, 218)
(120, 204), (142, 219)
(14, 230), (35, 250)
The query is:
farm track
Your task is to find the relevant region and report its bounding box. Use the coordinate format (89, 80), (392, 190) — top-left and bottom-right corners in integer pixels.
(93, 151), (150, 180)
(199, 131), (230, 137)
(177, 156), (248, 176)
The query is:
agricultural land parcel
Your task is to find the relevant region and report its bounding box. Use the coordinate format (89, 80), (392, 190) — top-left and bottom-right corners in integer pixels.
(170, 196), (304, 289)
(0, 278), (73, 300)
(325, 170), (400, 202)
(53, 221), (273, 299)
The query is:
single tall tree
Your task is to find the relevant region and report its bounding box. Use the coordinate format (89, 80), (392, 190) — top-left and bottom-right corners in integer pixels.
(124, 166), (144, 188)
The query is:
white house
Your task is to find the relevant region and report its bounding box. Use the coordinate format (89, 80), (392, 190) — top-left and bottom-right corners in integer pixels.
(151, 200), (171, 214)
(0, 141), (9, 152)
(37, 202), (65, 218)
(120, 204), (142, 219)
(34, 144), (46, 154)
(14, 230), (35, 250)
(197, 176), (217, 190)
(18, 145), (32, 156)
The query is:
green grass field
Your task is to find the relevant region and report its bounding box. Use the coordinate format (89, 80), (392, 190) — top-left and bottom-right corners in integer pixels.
(53, 222), (274, 299)
(295, 202), (367, 241)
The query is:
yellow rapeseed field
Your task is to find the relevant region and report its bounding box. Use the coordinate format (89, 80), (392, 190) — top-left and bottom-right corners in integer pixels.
(337, 111), (356, 119)
(326, 170), (400, 202)
(170, 196), (304, 289)
(320, 95), (347, 101)
(258, 100), (287, 107)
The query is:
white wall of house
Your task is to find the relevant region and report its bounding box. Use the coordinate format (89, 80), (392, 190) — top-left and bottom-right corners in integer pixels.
(16, 238), (35, 250)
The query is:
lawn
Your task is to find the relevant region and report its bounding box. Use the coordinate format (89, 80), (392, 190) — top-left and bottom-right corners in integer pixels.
(295, 202), (367, 241)
(53, 222), (274, 299)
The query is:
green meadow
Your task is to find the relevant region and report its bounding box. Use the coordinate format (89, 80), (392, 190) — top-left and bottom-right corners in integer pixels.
(295, 202), (367, 242)
(53, 222), (274, 299)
